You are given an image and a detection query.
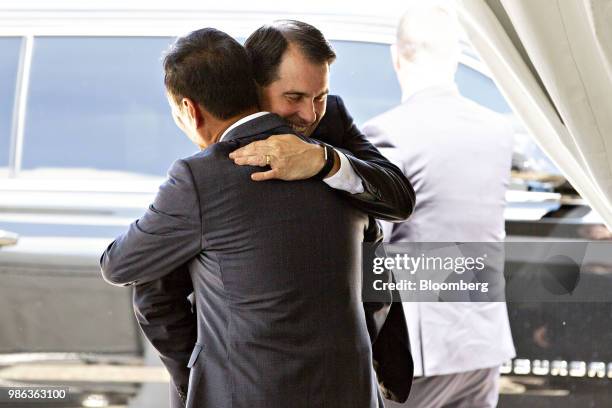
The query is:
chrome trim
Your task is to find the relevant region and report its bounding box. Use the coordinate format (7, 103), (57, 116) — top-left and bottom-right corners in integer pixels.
(513, 359), (531, 375)
(588, 362), (606, 378)
(8, 35), (33, 178)
(532, 359), (550, 376)
(550, 360), (568, 377)
(569, 361), (587, 377)
(500, 360), (513, 374)
(505, 358), (612, 379)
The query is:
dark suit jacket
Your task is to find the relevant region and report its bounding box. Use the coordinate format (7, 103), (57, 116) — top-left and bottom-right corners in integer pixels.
(313, 95), (415, 222)
(102, 114), (385, 408)
(314, 95), (414, 402)
(107, 96), (415, 407)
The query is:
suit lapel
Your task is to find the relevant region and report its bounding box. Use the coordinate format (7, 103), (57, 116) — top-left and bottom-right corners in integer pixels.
(312, 95), (342, 145)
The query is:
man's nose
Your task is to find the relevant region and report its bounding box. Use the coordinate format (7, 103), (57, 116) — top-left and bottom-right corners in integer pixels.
(297, 100), (317, 124)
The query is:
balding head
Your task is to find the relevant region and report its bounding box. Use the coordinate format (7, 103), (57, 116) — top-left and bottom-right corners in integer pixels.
(396, 0), (460, 65)
(393, 0), (461, 94)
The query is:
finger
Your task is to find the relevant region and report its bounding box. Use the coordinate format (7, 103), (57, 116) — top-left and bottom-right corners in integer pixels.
(251, 169), (279, 181)
(233, 155), (268, 167)
(229, 140), (271, 158)
(229, 143), (257, 159)
(271, 134), (297, 141)
(231, 154), (258, 163)
(229, 146), (250, 159)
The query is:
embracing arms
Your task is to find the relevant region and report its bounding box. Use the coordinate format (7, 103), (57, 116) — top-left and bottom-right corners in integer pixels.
(229, 95), (415, 222)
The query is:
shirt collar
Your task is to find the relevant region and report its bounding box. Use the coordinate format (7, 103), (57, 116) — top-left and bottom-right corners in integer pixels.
(218, 111), (270, 142)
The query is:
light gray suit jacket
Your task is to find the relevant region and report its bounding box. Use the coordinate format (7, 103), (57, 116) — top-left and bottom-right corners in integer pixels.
(364, 85), (516, 377)
(101, 113), (381, 408)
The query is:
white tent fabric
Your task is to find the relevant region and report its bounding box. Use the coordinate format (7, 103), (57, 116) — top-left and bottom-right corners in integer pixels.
(457, 0), (612, 229)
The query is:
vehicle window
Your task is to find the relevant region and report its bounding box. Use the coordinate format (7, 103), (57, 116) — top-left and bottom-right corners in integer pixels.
(18, 38), (536, 180)
(21, 37), (195, 180)
(330, 40), (512, 126)
(0, 37), (21, 175)
(329, 40), (562, 178)
(455, 64), (512, 114)
(330, 41), (401, 126)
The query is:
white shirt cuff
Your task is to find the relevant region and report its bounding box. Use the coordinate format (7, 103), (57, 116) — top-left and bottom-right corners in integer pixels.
(323, 149), (365, 194)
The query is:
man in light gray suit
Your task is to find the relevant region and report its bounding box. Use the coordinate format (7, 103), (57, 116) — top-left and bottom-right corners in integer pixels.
(101, 28), (383, 408)
(364, 2), (516, 407)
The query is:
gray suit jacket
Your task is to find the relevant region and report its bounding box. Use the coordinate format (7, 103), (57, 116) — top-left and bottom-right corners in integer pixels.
(101, 113), (381, 408)
(121, 97), (414, 408)
(364, 85), (513, 243)
(364, 84), (516, 377)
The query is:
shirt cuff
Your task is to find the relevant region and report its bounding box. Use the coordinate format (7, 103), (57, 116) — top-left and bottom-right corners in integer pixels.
(323, 149), (365, 194)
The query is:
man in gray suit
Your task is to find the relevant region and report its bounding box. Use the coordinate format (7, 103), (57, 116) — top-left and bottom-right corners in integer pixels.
(101, 28), (382, 408)
(364, 3), (516, 407)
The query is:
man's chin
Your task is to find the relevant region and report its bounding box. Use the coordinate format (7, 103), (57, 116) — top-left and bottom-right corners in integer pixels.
(290, 125), (314, 137)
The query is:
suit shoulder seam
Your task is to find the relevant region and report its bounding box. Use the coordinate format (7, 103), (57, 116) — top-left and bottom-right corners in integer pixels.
(180, 159), (205, 251)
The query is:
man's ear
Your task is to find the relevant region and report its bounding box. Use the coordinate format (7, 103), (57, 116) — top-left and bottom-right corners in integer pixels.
(390, 44), (401, 72)
(182, 98), (204, 128)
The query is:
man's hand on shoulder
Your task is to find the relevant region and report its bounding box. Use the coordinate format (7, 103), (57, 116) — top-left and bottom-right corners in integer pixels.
(229, 134), (339, 181)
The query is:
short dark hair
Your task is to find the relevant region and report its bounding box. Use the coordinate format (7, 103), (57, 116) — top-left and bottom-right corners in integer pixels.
(163, 28), (258, 120)
(244, 20), (336, 86)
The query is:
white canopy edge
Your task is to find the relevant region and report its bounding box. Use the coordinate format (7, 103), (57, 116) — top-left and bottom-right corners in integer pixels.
(457, 0), (612, 229)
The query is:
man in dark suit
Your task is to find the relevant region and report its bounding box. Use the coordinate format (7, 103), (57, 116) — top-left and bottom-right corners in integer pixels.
(134, 20), (414, 408)
(229, 21), (414, 404)
(101, 28), (400, 408)
(230, 20), (413, 222)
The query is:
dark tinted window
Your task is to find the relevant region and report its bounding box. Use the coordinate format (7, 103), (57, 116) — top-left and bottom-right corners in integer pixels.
(0, 37), (21, 172)
(329, 40), (511, 126)
(22, 37), (195, 179)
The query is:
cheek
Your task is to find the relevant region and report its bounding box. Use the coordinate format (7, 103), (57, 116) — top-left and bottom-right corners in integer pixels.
(316, 100), (327, 117)
(266, 97), (296, 118)
(260, 86), (290, 115)
(172, 114), (184, 130)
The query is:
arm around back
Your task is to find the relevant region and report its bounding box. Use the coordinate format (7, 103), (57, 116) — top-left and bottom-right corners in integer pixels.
(316, 95), (415, 222)
(100, 158), (202, 286)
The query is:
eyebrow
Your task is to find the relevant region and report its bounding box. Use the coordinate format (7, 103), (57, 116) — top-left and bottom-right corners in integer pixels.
(284, 90), (329, 98)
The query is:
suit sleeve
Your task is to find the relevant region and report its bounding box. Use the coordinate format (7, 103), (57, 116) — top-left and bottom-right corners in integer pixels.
(133, 265), (196, 406)
(328, 96), (415, 222)
(362, 218), (413, 403)
(100, 159), (202, 286)
(361, 217), (413, 402)
(362, 217), (392, 343)
(99, 159), (202, 406)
